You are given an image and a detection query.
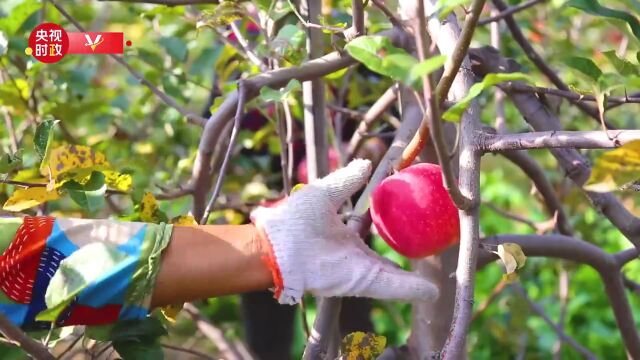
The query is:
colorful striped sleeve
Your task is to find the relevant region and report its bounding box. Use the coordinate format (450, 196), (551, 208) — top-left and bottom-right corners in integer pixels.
(0, 216), (173, 331)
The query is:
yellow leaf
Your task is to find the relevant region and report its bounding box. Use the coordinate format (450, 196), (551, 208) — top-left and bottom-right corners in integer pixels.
(160, 303), (184, 323)
(41, 145), (110, 183)
(493, 243), (526, 275)
(224, 209), (245, 225)
(3, 187), (60, 211)
(104, 171), (132, 192)
(290, 183), (305, 194)
(340, 332), (386, 360)
(170, 215), (198, 226)
(585, 140), (640, 192)
(140, 192), (162, 223)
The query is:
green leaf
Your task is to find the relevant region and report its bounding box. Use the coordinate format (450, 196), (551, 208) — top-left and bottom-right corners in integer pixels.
(158, 36), (187, 62)
(113, 341), (164, 360)
(259, 79), (301, 102)
(111, 318), (167, 360)
(567, 0), (640, 41)
(406, 55), (447, 86)
(585, 140), (640, 192)
(563, 56), (603, 81)
(345, 35), (418, 83)
(198, 1), (245, 28)
(442, 73), (532, 122)
(0, 0), (40, 35)
(602, 50), (639, 76)
(34, 119), (59, 162)
(61, 171), (106, 212)
(110, 318), (168, 343)
(434, 0), (472, 19)
(0, 150), (22, 174)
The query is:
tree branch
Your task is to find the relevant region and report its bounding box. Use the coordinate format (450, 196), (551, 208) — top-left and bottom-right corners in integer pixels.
(346, 85), (399, 157)
(182, 303), (243, 360)
(98, 0), (218, 4)
(302, 87), (424, 360)
(479, 130), (640, 151)
(502, 82), (640, 105)
(417, 0), (485, 356)
(481, 234), (640, 356)
(189, 28), (406, 219)
(490, 0), (609, 128)
(471, 46), (640, 249)
(49, 0), (206, 126)
(478, 0), (546, 26)
(511, 283), (597, 360)
(0, 314), (55, 360)
(499, 150), (573, 235)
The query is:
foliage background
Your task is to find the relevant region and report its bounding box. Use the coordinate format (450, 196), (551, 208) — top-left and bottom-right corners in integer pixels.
(1, 0), (640, 358)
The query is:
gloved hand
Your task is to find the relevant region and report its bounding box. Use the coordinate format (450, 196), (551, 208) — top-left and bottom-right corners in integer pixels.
(251, 159), (439, 305)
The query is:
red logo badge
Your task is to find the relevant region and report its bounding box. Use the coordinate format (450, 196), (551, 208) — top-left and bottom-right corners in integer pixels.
(27, 23), (130, 63)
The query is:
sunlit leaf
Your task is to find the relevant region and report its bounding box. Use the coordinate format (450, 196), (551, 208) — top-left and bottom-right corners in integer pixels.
(585, 140), (640, 192)
(0, 0), (40, 35)
(602, 50), (639, 76)
(103, 170), (133, 192)
(567, 0), (640, 40)
(406, 55), (448, 86)
(198, 1), (246, 28)
(41, 145), (110, 184)
(492, 243), (526, 275)
(340, 332), (386, 360)
(170, 215), (198, 226)
(139, 192), (169, 223)
(259, 79), (301, 103)
(442, 73), (532, 122)
(345, 35), (418, 83)
(563, 56), (603, 81)
(434, 0), (472, 19)
(3, 186), (61, 212)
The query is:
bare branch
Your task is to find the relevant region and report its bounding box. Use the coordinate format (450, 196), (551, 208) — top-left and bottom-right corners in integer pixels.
(49, 0), (206, 126)
(499, 150), (573, 235)
(229, 22), (268, 72)
(478, 0), (546, 26)
(98, 0), (217, 4)
(490, 0), (610, 128)
(182, 303), (243, 360)
(502, 82), (640, 105)
(161, 343), (217, 360)
(471, 46), (640, 249)
(199, 82), (247, 225)
(371, 0), (404, 28)
(347, 85), (400, 157)
(482, 234), (640, 356)
(0, 314), (55, 360)
(479, 130), (640, 151)
(511, 283), (597, 360)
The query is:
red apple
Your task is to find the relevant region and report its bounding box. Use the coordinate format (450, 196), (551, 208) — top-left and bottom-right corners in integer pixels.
(297, 148), (340, 184)
(370, 163), (460, 258)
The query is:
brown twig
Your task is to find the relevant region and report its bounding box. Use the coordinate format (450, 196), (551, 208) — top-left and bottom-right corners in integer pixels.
(478, 0), (546, 26)
(0, 314), (55, 360)
(371, 0), (404, 28)
(490, 0), (610, 128)
(228, 22), (268, 71)
(502, 82), (640, 105)
(183, 303), (243, 360)
(161, 343), (217, 360)
(511, 283), (596, 360)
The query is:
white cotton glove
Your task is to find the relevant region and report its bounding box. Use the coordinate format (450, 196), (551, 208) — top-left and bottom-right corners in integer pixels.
(251, 159), (439, 305)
